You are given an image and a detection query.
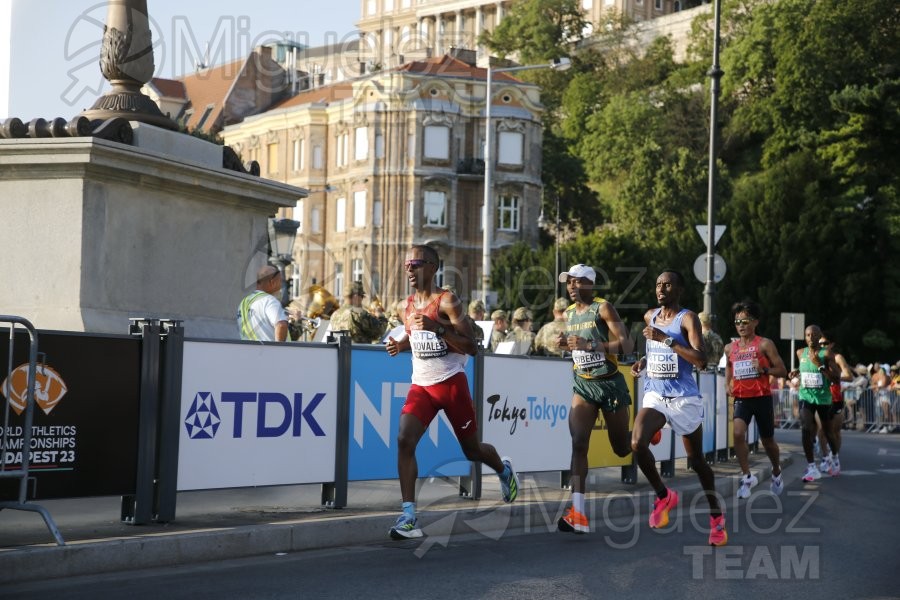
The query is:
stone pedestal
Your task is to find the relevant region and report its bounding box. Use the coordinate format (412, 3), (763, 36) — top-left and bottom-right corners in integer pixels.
(0, 125), (305, 338)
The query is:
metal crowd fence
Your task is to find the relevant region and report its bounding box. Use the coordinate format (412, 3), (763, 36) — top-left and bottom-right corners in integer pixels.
(0, 316), (65, 545)
(847, 388), (900, 434)
(772, 385), (899, 434)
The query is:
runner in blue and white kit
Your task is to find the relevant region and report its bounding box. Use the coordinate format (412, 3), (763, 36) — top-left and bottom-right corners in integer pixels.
(630, 270), (727, 546)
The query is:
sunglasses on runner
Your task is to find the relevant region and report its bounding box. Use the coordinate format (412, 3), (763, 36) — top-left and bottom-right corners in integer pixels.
(734, 318), (753, 325)
(404, 259), (433, 269)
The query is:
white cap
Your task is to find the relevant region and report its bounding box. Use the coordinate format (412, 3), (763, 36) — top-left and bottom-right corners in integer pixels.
(558, 264), (596, 283)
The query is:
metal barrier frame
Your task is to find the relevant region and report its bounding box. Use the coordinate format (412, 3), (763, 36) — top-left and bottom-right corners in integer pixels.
(0, 316), (64, 545)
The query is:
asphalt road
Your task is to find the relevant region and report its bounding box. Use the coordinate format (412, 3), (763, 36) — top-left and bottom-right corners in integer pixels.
(4, 430), (898, 600)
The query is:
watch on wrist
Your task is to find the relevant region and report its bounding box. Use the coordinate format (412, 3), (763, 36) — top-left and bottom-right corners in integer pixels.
(436, 325), (446, 337)
(663, 336), (675, 348)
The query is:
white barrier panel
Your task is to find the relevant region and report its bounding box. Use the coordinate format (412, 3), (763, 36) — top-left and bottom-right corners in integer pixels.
(481, 356), (573, 472)
(177, 341), (338, 490)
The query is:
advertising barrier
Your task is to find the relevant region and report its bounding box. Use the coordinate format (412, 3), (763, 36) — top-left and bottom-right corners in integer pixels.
(348, 346), (470, 481)
(481, 357), (635, 473)
(177, 340), (338, 490)
(0, 329), (142, 500)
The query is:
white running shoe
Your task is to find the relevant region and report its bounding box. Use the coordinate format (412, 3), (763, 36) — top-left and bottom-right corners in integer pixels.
(831, 458), (841, 477)
(820, 456), (833, 475)
(736, 473), (758, 499)
(802, 464), (822, 482)
(770, 473), (784, 495)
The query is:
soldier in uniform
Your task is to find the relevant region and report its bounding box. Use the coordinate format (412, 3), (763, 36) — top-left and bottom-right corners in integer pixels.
(534, 297), (570, 357)
(489, 309), (509, 352)
(467, 300), (486, 348)
(506, 307), (536, 355)
(329, 281), (386, 343)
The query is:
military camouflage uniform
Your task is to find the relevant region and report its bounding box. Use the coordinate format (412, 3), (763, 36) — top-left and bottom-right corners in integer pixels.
(329, 305), (386, 343)
(462, 314), (485, 348)
(534, 319), (568, 357)
(504, 326), (535, 355)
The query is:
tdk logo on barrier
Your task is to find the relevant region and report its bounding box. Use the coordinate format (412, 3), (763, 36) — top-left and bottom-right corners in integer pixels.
(185, 391), (326, 440)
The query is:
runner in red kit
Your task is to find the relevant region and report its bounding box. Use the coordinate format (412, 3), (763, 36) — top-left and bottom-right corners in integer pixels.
(384, 245), (519, 540)
(725, 301), (787, 498)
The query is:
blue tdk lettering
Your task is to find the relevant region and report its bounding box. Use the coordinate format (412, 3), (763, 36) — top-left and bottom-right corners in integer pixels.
(220, 392), (326, 438)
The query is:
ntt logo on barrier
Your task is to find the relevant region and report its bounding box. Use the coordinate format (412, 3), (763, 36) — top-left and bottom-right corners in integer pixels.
(184, 391), (327, 440)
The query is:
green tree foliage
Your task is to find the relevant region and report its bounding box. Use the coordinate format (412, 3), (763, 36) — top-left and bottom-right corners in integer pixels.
(479, 0), (587, 64)
(487, 0), (898, 361)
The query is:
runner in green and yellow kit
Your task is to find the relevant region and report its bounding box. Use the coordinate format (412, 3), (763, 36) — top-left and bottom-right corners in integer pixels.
(788, 324), (841, 482)
(553, 264), (633, 534)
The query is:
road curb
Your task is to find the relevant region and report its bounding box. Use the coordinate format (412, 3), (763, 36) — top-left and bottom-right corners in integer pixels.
(0, 454), (792, 584)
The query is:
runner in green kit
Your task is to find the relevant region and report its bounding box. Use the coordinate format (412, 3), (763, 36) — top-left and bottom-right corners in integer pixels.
(554, 264), (634, 534)
(788, 324), (841, 482)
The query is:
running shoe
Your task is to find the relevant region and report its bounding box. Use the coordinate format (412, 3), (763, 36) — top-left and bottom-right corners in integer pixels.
(820, 456), (833, 475)
(736, 473), (758, 499)
(709, 514), (728, 547)
(801, 464), (822, 482)
(389, 513), (423, 540)
(557, 506), (590, 534)
(499, 456), (520, 503)
(770, 472), (784, 495)
(831, 458), (841, 477)
(650, 429), (662, 445)
(649, 488), (678, 528)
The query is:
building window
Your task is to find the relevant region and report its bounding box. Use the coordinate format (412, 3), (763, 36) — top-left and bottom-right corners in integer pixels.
(654, 0), (662, 8)
(292, 139), (304, 171)
(366, 0), (376, 16)
(352, 258), (364, 284)
(294, 200), (304, 233)
(355, 127), (368, 161)
(407, 133), (416, 160)
(582, 0), (593, 8)
(423, 191), (447, 227)
(353, 190), (367, 228)
(423, 125), (450, 160)
(336, 197), (346, 232)
(498, 131), (524, 166)
(497, 194), (520, 232)
(435, 260), (445, 288)
(313, 144), (323, 169)
(267, 143), (279, 175)
(336, 132), (349, 167)
(291, 269), (301, 300)
(334, 263), (344, 298)
(375, 134), (385, 159)
(374, 200), (383, 228)
(408, 199), (414, 226)
(311, 206), (321, 233)
(196, 104), (215, 130)
(384, 0), (394, 10)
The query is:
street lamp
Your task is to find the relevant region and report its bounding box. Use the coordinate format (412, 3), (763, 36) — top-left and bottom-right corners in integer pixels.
(482, 57), (571, 310)
(537, 192), (561, 298)
(268, 217), (300, 305)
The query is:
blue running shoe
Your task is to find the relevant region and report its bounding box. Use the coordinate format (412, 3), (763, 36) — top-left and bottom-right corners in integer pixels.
(389, 513), (423, 540)
(500, 456), (519, 503)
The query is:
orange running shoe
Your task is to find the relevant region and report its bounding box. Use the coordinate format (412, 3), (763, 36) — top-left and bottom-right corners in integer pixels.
(649, 488), (678, 528)
(557, 506), (590, 534)
(709, 514), (728, 546)
(650, 429), (662, 445)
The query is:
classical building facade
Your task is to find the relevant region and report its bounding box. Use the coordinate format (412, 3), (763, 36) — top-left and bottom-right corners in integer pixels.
(355, 0), (699, 72)
(221, 52), (544, 309)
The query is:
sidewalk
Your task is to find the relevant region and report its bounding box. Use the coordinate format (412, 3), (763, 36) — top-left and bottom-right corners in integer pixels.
(0, 443), (798, 584)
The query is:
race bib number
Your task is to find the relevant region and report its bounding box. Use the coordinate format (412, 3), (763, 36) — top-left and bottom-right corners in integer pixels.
(409, 330), (448, 359)
(572, 349), (606, 370)
(647, 349), (678, 379)
(801, 371), (823, 388)
(733, 359), (757, 380)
